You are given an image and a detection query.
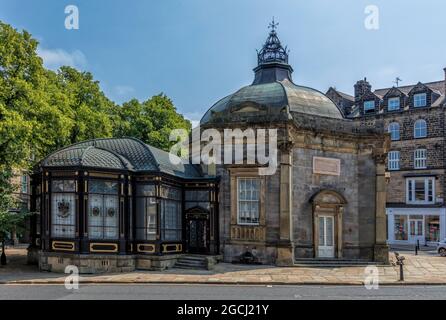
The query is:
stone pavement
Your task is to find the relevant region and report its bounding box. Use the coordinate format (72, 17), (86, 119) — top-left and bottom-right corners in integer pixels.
(1, 247), (445, 285)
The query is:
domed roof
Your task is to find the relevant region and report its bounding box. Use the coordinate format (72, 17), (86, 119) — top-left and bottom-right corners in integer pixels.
(201, 79), (343, 124)
(40, 138), (202, 178)
(42, 146), (128, 170)
(200, 21), (343, 125)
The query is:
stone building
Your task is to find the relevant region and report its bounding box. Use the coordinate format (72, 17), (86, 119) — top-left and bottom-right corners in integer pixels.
(29, 24), (389, 273)
(327, 71), (446, 246)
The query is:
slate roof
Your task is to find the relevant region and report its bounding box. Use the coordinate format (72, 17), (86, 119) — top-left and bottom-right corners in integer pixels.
(201, 78), (344, 124)
(41, 138), (203, 179)
(331, 80), (445, 104)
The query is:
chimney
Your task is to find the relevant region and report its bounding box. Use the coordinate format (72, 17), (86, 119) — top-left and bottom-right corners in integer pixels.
(354, 77), (372, 102)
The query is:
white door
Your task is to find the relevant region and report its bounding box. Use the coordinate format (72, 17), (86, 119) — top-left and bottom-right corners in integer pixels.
(409, 219), (424, 244)
(318, 216), (335, 258)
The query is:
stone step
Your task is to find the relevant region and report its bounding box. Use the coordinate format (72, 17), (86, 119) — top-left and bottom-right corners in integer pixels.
(179, 255), (208, 262)
(174, 255), (208, 270)
(294, 258), (380, 267)
(175, 262), (207, 269)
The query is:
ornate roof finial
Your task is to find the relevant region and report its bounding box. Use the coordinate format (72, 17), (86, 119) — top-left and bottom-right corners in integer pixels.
(269, 17), (279, 32)
(257, 18), (289, 65)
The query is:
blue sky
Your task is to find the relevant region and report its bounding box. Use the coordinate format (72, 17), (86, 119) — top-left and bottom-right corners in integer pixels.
(1, 0), (446, 125)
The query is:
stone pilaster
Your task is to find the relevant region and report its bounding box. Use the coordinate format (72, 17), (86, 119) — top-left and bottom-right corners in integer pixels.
(374, 153), (389, 264)
(276, 140), (294, 266)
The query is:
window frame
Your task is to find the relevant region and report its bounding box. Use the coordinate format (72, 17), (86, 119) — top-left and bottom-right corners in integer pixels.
(50, 179), (77, 239)
(406, 177), (435, 204)
(388, 97), (400, 111)
(414, 149), (427, 169)
(388, 151), (400, 171)
(388, 122), (400, 141)
(414, 93), (427, 108)
(414, 119), (427, 138)
(87, 179), (120, 240)
(159, 185), (182, 242)
(236, 177), (261, 226)
(135, 184), (157, 241)
(363, 100), (375, 114)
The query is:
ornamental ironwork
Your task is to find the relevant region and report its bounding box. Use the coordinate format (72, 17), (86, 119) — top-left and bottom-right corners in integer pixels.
(257, 17), (289, 65)
(92, 206), (100, 216)
(57, 200), (70, 218)
(107, 207), (116, 217)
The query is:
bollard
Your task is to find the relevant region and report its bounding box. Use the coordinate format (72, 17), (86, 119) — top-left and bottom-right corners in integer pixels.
(394, 252), (405, 282)
(399, 263), (404, 281)
(415, 244), (418, 255)
(417, 239), (420, 250)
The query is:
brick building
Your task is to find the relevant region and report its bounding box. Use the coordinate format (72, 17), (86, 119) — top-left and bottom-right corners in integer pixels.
(327, 70), (446, 246)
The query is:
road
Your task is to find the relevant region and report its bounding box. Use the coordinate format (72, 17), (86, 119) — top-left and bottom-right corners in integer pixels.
(0, 284), (445, 300)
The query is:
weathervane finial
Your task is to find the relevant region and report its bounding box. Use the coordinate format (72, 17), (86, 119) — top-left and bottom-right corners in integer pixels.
(268, 17), (279, 32)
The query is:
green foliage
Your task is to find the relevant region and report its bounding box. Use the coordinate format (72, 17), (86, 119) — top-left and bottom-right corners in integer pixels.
(114, 94), (191, 151)
(0, 169), (28, 241)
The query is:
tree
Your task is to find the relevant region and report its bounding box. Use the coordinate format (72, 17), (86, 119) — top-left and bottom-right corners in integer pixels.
(0, 169), (28, 265)
(114, 94), (191, 151)
(55, 66), (117, 144)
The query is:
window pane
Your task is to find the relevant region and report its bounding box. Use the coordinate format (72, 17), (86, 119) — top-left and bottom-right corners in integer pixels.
(415, 180), (425, 201)
(426, 216), (440, 242)
(136, 184), (156, 197)
(318, 217), (324, 246)
(394, 215), (408, 240)
(237, 178), (260, 225)
(88, 180), (119, 240)
(51, 193), (76, 238)
(161, 199), (181, 241)
(326, 217), (333, 246)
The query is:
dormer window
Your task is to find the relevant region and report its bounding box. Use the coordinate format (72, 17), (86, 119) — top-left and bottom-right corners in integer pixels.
(364, 100), (375, 114)
(388, 97), (400, 111)
(414, 93), (427, 108)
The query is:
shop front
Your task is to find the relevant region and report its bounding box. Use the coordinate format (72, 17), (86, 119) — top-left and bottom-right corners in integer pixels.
(387, 207), (446, 246)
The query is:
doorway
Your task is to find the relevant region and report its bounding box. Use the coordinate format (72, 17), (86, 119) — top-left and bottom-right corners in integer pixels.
(318, 215), (335, 258)
(409, 217), (424, 244)
(311, 190), (346, 259)
(186, 212), (210, 254)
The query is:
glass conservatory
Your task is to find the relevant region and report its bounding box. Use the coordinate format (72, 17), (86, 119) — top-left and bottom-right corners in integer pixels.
(28, 138), (219, 272)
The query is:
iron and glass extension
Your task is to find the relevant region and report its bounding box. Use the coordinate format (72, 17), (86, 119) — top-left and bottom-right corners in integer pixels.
(29, 138), (219, 258)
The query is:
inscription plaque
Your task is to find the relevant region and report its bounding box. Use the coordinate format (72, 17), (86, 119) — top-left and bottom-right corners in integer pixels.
(313, 156), (341, 176)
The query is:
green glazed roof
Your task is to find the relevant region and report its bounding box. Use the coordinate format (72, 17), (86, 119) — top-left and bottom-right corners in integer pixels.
(41, 138), (202, 179)
(201, 79), (343, 124)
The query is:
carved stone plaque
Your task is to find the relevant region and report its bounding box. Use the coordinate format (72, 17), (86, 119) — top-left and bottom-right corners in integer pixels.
(313, 156), (341, 176)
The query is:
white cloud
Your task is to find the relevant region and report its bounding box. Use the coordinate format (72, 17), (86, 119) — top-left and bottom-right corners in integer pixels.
(190, 120), (200, 129)
(37, 47), (87, 70)
(184, 112), (202, 129)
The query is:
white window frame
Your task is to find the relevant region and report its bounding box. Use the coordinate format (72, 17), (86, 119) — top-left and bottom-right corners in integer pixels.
(21, 175), (28, 194)
(388, 151), (400, 171)
(414, 119), (427, 138)
(237, 177), (260, 225)
(414, 149), (427, 169)
(388, 97), (400, 111)
(406, 177), (435, 204)
(388, 122), (400, 141)
(363, 100), (375, 113)
(414, 93), (427, 108)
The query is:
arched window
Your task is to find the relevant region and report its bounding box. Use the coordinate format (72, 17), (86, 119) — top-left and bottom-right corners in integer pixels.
(414, 119), (427, 138)
(388, 122), (400, 141)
